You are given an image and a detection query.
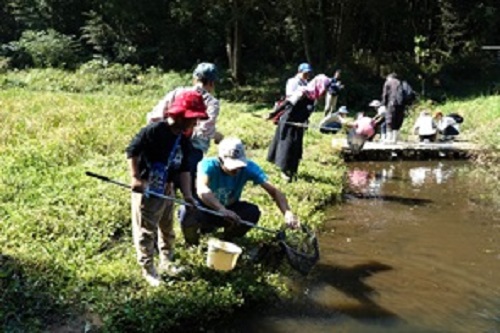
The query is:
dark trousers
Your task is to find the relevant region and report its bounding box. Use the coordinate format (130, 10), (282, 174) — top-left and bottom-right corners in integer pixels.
(180, 201), (261, 245)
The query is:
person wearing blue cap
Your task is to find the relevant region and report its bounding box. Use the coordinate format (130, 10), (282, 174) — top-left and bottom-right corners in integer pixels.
(147, 62), (224, 189)
(285, 62), (312, 96)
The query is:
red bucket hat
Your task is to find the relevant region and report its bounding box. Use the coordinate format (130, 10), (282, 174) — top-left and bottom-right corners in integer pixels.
(165, 90), (208, 119)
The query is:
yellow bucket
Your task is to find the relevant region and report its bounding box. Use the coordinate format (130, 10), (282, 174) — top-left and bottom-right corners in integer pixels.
(206, 238), (242, 272)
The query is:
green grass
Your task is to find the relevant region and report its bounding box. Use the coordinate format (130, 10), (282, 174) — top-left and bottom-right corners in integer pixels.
(0, 71), (345, 332)
(1, 67), (498, 332)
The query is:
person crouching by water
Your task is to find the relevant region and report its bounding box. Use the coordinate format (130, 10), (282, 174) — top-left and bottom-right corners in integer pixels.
(267, 74), (331, 182)
(180, 137), (300, 246)
(318, 105), (350, 134)
(348, 111), (384, 153)
(412, 110), (437, 142)
(126, 90), (208, 287)
(434, 112), (461, 142)
(368, 100), (388, 141)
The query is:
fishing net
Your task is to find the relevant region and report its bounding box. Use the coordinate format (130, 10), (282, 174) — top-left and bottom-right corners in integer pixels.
(251, 226), (320, 275)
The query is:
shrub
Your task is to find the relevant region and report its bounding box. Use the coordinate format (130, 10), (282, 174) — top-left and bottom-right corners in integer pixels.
(9, 29), (81, 69)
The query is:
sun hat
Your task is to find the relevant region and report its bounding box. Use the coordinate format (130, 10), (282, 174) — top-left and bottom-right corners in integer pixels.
(193, 62), (218, 82)
(298, 63), (312, 73)
(369, 100), (382, 108)
(338, 106), (349, 114)
(165, 90), (208, 119)
(218, 137), (248, 171)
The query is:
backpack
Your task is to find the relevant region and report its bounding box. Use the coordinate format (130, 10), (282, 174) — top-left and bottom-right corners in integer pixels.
(447, 113), (464, 124)
(401, 81), (416, 106)
(267, 96), (287, 125)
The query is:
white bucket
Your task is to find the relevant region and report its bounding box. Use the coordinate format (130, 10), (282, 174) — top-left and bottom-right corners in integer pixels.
(206, 238), (242, 272)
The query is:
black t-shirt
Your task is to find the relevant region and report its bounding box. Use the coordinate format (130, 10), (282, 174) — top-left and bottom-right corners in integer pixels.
(125, 122), (191, 181)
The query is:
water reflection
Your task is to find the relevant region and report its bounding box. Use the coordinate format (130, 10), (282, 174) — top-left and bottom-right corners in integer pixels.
(348, 162), (455, 196)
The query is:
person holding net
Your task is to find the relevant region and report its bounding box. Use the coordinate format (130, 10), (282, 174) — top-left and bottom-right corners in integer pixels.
(179, 137), (300, 246)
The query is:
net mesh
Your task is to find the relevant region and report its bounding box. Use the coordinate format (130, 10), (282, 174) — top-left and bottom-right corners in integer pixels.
(252, 226), (320, 275)
(279, 226), (319, 275)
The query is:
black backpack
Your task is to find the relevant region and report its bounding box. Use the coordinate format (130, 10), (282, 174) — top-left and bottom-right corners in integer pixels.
(447, 113), (464, 124)
(401, 81), (416, 106)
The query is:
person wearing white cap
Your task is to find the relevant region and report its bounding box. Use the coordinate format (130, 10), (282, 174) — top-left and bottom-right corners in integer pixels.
(318, 105), (351, 134)
(286, 62), (312, 96)
(369, 99), (388, 141)
(180, 137), (300, 245)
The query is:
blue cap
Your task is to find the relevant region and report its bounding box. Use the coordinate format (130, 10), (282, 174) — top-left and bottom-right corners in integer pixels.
(193, 62), (218, 82)
(298, 63), (312, 73)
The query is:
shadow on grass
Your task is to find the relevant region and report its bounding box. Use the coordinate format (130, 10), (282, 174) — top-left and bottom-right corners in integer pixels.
(0, 253), (82, 332)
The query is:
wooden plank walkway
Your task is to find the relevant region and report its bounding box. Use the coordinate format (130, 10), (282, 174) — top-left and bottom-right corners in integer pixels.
(332, 138), (482, 161)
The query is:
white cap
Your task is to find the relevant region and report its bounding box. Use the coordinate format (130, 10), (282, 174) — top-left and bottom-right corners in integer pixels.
(369, 100), (382, 108)
(338, 106), (349, 114)
(218, 137), (248, 170)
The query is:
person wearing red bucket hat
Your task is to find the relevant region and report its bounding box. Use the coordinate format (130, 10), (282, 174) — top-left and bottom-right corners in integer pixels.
(125, 90), (207, 287)
(147, 63), (224, 197)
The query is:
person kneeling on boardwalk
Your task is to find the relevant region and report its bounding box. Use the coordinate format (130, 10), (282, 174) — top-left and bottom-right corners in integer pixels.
(180, 137), (300, 246)
(413, 110), (437, 142)
(434, 112), (461, 142)
(347, 111), (384, 153)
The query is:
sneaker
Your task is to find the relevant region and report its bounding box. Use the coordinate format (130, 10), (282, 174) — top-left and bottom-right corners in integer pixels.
(158, 260), (186, 277)
(142, 266), (161, 287)
(281, 172), (291, 182)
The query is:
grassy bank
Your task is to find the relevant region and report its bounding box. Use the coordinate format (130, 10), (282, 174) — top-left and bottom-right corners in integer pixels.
(0, 71), (345, 332)
(1, 68), (498, 332)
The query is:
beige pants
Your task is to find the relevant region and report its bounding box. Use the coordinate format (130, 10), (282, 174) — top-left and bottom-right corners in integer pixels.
(131, 184), (175, 268)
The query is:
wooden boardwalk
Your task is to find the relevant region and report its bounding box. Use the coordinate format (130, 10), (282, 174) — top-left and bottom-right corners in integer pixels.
(332, 138), (482, 161)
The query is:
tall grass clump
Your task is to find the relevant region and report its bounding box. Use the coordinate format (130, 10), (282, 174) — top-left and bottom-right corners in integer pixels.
(0, 70), (344, 332)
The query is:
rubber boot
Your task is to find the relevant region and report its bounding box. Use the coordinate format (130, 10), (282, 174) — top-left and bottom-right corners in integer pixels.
(392, 130), (399, 143)
(384, 130), (393, 144)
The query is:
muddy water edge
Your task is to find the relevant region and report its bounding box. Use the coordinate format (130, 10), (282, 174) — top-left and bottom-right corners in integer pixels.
(219, 160), (500, 333)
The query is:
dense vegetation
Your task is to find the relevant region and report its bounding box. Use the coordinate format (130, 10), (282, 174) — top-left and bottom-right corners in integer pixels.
(1, 0), (499, 331)
(1, 0), (499, 92)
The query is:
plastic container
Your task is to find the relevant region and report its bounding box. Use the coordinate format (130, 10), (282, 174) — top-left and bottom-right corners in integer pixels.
(206, 238), (242, 271)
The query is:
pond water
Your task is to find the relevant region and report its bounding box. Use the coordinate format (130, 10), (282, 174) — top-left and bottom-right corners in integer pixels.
(223, 161), (500, 333)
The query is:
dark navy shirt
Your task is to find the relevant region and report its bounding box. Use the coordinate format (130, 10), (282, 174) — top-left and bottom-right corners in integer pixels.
(125, 122), (191, 181)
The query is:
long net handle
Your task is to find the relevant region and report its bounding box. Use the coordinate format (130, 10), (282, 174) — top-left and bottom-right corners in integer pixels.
(85, 171), (279, 234)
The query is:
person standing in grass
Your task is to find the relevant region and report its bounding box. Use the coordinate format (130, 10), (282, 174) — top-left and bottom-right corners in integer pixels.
(180, 137), (300, 245)
(324, 69), (344, 116)
(267, 74), (331, 182)
(147, 62), (224, 190)
(286, 63), (313, 96)
(126, 90), (208, 287)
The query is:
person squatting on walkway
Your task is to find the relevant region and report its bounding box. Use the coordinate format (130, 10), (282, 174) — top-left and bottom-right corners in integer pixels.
(146, 62), (223, 190)
(126, 90), (208, 287)
(180, 137), (300, 245)
(413, 110), (437, 142)
(267, 74), (331, 182)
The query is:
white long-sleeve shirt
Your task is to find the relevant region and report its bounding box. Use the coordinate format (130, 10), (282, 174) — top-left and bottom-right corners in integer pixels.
(286, 75), (308, 96)
(413, 114), (436, 136)
(437, 116), (458, 132)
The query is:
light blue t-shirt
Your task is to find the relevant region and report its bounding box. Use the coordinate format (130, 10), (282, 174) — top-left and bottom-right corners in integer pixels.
(198, 157), (268, 206)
